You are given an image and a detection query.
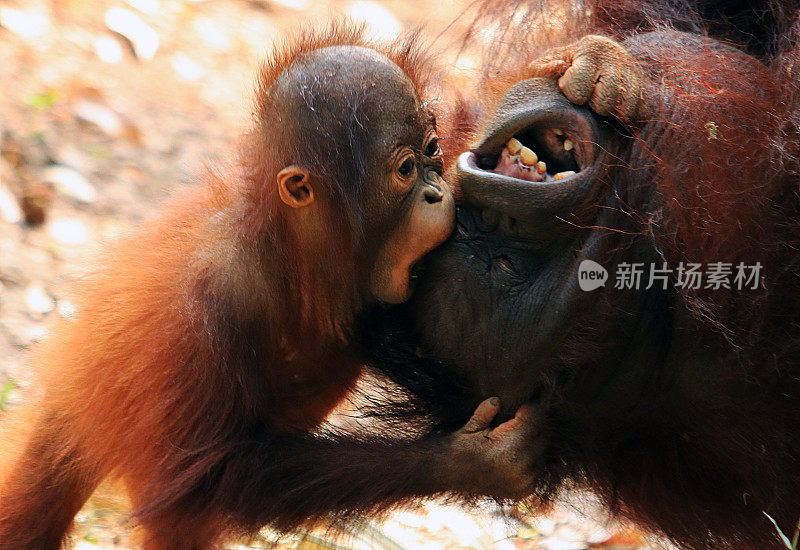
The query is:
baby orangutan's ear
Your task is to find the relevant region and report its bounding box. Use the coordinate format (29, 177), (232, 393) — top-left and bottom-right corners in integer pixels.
(277, 166), (314, 208)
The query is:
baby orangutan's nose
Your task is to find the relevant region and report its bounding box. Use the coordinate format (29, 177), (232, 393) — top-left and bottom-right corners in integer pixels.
(424, 183), (445, 203)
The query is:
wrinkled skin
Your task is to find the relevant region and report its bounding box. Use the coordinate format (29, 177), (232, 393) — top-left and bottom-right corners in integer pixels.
(365, 24), (800, 550)
(417, 77), (622, 409)
(406, 35), (651, 417)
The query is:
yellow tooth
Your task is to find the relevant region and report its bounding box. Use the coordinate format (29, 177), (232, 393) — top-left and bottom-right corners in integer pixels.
(553, 170), (576, 181)
(519, 146), (538, 166)
(563, 139), (574, 151)
(553, 128), (564, 136)
(506, 137), (522, 155)
(536, 161), (547, 175)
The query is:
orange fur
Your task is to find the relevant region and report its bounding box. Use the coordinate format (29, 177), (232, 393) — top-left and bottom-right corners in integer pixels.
(0, 23), (439, 549)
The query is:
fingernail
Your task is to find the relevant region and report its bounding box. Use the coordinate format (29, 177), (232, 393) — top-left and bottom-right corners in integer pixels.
(490, 397), (500, 406)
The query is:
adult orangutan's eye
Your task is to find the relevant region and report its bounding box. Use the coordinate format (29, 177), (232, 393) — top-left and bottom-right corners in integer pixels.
(424, 139), (441, 158)
(398, 157), (415, 177)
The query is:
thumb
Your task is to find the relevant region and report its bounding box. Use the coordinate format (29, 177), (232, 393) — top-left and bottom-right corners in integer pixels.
(528, 58), (570, 79)
(463, 397), (501, 433)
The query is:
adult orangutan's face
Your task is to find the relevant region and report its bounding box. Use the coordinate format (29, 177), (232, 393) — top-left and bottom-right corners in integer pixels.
(407, 78), (652, 414)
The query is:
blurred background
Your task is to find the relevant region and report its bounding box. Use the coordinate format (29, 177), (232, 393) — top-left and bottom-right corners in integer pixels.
(0, 0), (659, 548)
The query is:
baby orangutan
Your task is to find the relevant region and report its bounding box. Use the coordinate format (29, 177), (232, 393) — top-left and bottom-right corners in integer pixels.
(0, 26), (533, 550)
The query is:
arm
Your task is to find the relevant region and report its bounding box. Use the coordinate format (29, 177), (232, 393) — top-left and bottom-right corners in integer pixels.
(529, 34), (650, 122)
(257, 399), (533, 530)
(138, 398), (533, 534)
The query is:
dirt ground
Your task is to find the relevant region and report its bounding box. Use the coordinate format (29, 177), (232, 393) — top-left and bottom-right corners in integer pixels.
(0, 0), (662, 548)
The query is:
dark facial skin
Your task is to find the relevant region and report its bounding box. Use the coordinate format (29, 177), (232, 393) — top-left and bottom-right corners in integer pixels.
(408, 78), (624, 414)
(361, 23), (800, 550)
(270, 46), (454, 305)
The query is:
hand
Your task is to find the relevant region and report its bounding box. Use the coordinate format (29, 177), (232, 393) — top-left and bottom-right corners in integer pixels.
(447, 397), (537, 499)
(530, 35), (649, 122)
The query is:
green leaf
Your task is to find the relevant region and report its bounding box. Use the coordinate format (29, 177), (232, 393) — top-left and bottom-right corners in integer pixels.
(0, 379), (19, 412)
(26, 90), (59, 111)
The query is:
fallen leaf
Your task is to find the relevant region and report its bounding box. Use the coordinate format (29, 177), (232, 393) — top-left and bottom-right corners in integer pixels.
(42, 166), (97, 204)
(0, 8), (49, 39)
(93, 35), (124, 64)
(0, 182), (22, 224)
(19, 180), (53, 227)
(105, 7), (159, 61)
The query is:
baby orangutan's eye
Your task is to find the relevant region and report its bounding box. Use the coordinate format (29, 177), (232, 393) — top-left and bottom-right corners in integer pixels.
(398, 157), (416, 177)
(424, 138), (441, 158)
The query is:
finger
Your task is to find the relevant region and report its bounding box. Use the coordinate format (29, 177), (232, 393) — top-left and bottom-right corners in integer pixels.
(463, 397), (500, 433)
(514, 403), (533, 421)
(487, 415), (521, 442)
(527, 42), (575, 78)
(489, 402), (535, 441)
(615, 75), (642, 122)
(528, 58), (569, 79)
(558, 55), (597, 106)
(588, 68), (622, 117)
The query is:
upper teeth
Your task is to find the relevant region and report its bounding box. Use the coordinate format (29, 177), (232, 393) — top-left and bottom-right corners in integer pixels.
(500, 138), (576, 181)
(506, 137), (523, 155)
(519, 147), (538, 166)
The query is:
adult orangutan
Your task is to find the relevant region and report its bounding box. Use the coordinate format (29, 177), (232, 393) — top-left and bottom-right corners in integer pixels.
(363, 1), (800, 548)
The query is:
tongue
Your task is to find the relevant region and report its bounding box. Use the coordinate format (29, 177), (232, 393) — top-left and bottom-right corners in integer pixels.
(494, 148), (545, 183)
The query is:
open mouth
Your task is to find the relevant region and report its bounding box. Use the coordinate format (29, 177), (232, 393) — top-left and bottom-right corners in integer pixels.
(462, 108), (595, 188)
(474, 125), (583, 183)
(454, 121), (593, 238)
(452, 94), (609, 240)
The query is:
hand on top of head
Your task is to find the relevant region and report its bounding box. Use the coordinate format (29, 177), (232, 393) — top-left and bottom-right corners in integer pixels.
(529, 35), (650, 122)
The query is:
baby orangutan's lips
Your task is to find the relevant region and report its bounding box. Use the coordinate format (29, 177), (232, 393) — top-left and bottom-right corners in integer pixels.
(493, 137), (577, 183)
